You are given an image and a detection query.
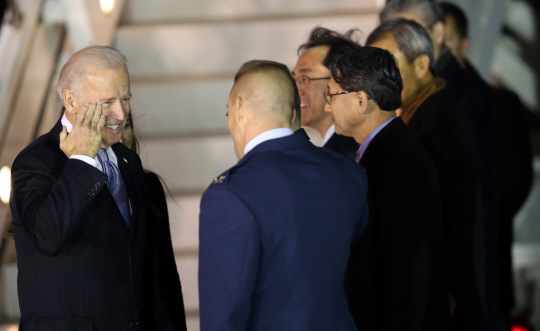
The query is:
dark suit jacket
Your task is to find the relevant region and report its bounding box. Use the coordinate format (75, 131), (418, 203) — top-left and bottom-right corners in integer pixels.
(492, 88), (533, 318)
(143, 171), (187, 331)
(346, 118), (449, 331)
(407, 87), (488, 330)
(199, 132), (369, 331)
(11, 119), (158, 331)
(323, 132), (359, 160)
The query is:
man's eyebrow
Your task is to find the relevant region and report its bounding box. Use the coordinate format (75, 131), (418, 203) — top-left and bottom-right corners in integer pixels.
(298, 68), (313, 73)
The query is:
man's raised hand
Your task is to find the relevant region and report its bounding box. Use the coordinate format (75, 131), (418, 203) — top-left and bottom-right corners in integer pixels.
(60, 102), (105, 158)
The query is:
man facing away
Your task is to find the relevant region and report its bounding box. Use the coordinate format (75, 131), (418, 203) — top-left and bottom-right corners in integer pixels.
(10, 46), (186, 331)
(292, 27), (360, 159)
(198, 60), (369, 331)
(326, 47), (449, 330)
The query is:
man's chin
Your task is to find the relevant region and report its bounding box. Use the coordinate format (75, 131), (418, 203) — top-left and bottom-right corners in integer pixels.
(100, 136), (121, 149)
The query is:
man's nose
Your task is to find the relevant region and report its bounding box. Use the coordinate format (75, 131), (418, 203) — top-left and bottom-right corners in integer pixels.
(110, 101), (127, 121)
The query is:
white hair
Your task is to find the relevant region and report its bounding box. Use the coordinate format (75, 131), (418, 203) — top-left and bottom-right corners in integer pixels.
(56, 46), (128, 106)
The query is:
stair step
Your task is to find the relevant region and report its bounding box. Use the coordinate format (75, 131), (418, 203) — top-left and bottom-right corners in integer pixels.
(115, 14), (379, 80)
(121, 0), (380, 25)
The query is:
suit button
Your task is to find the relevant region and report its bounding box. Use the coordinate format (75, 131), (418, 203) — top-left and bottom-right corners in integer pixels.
(132, 279), (136, 286)
(88, 192), (95, 197)
(130, 321), (139, 327)
(94, 182), (100, 187)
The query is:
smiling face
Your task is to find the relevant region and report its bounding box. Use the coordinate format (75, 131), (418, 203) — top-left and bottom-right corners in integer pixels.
(292, 46), (332, 133)
(69, 67), (132, 148)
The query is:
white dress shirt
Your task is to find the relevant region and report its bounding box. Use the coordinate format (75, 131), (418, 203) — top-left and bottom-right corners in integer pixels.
(243, 128), (294, 156)
(321, 124), (335, 147)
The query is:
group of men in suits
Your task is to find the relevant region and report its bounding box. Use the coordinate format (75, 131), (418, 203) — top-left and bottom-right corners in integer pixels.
(198, 1), (533, 331)
(9, 1), (532, 331)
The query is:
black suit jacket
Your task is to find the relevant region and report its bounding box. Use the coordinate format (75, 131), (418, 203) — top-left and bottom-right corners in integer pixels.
(10, 119), (165, 331)
(492, 88), (533, 318)
(323, 132), (359, 160)
(346, 118), (449, 331)
(143, 171), (187, 331)
(407, 87), (488, 330)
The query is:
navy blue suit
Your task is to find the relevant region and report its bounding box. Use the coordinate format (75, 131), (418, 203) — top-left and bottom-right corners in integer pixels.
(199, 132), (368, 331)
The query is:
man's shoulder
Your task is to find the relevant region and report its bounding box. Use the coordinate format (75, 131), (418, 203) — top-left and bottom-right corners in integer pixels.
(14, 129), (62, 166)
(364, 119), (432, 170)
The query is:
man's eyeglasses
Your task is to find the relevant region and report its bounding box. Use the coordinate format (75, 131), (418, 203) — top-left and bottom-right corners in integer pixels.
(295, 75), (330, 88)
(324, 91), (371, 105)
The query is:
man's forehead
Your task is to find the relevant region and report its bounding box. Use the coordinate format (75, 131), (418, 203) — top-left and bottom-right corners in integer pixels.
(295, 46), (330, 71)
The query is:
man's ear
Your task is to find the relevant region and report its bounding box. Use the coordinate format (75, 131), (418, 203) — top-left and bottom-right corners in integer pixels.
(413, 54), (430, 80)
(236, 96), (244, 121)
(63, 89), (78, 115)
(357, 91), (370, 115)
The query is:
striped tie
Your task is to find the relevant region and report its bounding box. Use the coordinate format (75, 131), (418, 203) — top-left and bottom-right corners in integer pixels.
(97, 148), (132, 228)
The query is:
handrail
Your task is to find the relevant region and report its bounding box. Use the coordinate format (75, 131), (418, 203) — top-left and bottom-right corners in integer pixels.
(0, 0), (46, 158)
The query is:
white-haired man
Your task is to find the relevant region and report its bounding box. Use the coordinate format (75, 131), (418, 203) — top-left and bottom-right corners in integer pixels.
(10, 46), (186, 331)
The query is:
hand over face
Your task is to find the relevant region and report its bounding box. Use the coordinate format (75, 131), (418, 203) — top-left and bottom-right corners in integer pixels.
(60, 102), (105, 158)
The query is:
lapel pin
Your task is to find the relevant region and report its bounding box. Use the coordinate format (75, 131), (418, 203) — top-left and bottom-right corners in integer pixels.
(123, 158), (128, 163)
(212, 175), (226, 184)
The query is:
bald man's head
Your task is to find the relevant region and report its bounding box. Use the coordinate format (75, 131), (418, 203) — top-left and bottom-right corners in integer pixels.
(227, 60), (300, 159)
(232, 60), (299, 124)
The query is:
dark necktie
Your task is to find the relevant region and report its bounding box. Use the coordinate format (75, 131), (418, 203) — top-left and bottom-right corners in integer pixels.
(355, 150), (360, 163)
(97, 148), (132, 228)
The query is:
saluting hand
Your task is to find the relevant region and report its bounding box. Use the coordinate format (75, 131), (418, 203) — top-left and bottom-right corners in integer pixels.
(60, 102), (105, 158)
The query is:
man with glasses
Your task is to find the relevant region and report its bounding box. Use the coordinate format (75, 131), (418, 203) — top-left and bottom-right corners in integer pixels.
(326, 46), (450, 330)
(292, 27), (360, 159)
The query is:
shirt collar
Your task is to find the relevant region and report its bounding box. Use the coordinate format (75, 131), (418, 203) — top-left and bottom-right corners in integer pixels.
(321, 124), (335, 147)
(61, 114), (73, 133)
(357, 117), (395, 162)
(244, 128), (294, 156)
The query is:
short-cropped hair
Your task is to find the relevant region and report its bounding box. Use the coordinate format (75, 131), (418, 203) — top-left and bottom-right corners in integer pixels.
(56, 46), (128, 106)
(234, 60), (300, 119)
(298, 27), (362, 68)
(366, 17), (435, 73)
(380, 0), (445, 29)
(440, 2), (468, 38)
(330, 47), (403, 111)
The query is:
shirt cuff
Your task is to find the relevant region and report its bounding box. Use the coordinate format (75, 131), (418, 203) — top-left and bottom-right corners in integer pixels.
(70, 155), (98, 168)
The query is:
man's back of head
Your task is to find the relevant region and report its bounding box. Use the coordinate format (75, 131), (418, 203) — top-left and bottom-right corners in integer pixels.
(228, 60), (299, 159)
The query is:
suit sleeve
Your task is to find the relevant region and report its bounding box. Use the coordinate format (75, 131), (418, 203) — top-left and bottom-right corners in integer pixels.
(198, 186), (260, 331)
(11, 152), (107, 256)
